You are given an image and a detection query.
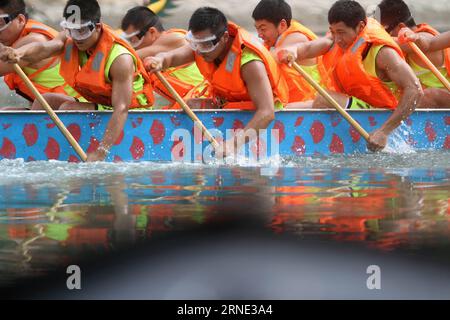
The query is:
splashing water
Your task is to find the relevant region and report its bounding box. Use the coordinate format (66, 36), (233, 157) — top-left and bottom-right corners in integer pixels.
(383, 122), (416, 154)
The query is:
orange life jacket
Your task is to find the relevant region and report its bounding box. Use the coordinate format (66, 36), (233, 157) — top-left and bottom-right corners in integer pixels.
(412, 23), (450, 75)
(322, 18), (404, 109)
(4, 19), (70, 102)
(271, 20), (333, 102)
(60, 24), (154, 108)
(194, 22), (289, 110)
(149, 29), (201, 103)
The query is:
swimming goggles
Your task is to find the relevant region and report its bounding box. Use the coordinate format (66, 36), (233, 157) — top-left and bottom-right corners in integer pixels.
(123, 23), (154, 48)
(60, 20), (96, 41)
(0, 14), (17, 32)
(185, 29), (225, 53)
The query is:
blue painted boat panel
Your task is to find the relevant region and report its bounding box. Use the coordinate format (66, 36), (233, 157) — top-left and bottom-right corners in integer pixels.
(0, 110), (448, 162)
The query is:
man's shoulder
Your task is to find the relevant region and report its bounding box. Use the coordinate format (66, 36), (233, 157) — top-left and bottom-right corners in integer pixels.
(13, 32), (49, 48)
(155, 31), (186, 48)
(282, 32), (309, 44)
(374, 45), (404, 70)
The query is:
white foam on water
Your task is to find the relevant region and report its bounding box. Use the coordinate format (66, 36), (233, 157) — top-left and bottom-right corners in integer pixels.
(383, 122), (416, 155)
(0, 159), (204, 186)
(198, 153), (283, 177)
(1, 150), (449, 186)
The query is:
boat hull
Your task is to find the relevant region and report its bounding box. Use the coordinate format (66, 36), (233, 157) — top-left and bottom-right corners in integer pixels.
(0, 110), (448, 162)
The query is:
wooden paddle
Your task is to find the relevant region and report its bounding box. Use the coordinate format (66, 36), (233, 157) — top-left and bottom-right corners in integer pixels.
(291, 61), (370, 141)
(154, 71), (220, 149)
(407, 42), (450, 92)
(12, 64), (88, 161)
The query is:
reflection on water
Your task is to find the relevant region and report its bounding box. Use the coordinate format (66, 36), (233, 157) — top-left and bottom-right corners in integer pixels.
(0, 152), (449, 289)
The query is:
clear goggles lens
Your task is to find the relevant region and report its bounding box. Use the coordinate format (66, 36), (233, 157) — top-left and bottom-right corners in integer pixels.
(0, 14), (13, 32)
(186, 31), (221, 53)
(60, 20), (96, 41)
(123, 30), (144, 49)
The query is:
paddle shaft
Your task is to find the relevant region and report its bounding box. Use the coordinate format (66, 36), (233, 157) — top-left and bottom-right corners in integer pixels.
(292, 62), (370, 141)
(408, 42), (450, 92)
(13, 64), (88, 162)
(155, 71), (220, 149)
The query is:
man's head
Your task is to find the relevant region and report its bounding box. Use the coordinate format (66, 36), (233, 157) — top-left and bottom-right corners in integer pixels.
(0, 0), (27, 46)
(378, 0), (416, 37)
(252, 0), (292, 48)
(121, 6), (164, 50)
(328, 0), (367, 50)
(61, 0), (102, 51)
(187, 7), (228, 62)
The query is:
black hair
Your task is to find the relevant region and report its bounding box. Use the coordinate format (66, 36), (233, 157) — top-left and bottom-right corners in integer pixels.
(328, 0), (367, 29)
(378, 0), (416, 31)
(63, 0), (101, 24)
(0, 0), (27, 18)
(252, 0), (292, 27)
(121, 6), (164, 32)
(188, 7), (227, 36)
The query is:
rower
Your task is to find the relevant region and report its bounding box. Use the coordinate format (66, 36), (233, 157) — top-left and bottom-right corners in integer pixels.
(252, 0), (332, 106)
(277, 0), (423, 152)
(145, 7), (289, 157)
(0, 0), (155, 162)
(378, 0), (450, 108)
(0, 0), (78, 107)
(121, 6), (205, 108)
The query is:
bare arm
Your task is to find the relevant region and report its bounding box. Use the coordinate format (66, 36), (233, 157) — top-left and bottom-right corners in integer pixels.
(235, 60), (275, 147)
(0, 32), (54, 75)
(276, 33), (317, 66)
(136, 33), (187, 59)
(87, 54), (134, 162)
(276, 36), (334, 64)
(0, 31), (65, 66)
(411, 31), (450, 53)
(379, 47), (422, 132)
(280, 33), (310, 47)
(398, 27), (450, 53)
(396, 31), (435, 55)
(300, 37), (334, 59)
(144, 44), (195, 72)
(429, 31), (450, 52)
(395, 31), (444, 69)
(368, 47), (423, 151)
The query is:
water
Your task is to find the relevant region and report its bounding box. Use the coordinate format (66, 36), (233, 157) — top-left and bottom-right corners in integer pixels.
(0, 79), (28, 107)
(0, 152), (449, 298)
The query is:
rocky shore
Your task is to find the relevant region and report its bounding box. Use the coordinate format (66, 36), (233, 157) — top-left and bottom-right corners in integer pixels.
(26, 0), (450, 33)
